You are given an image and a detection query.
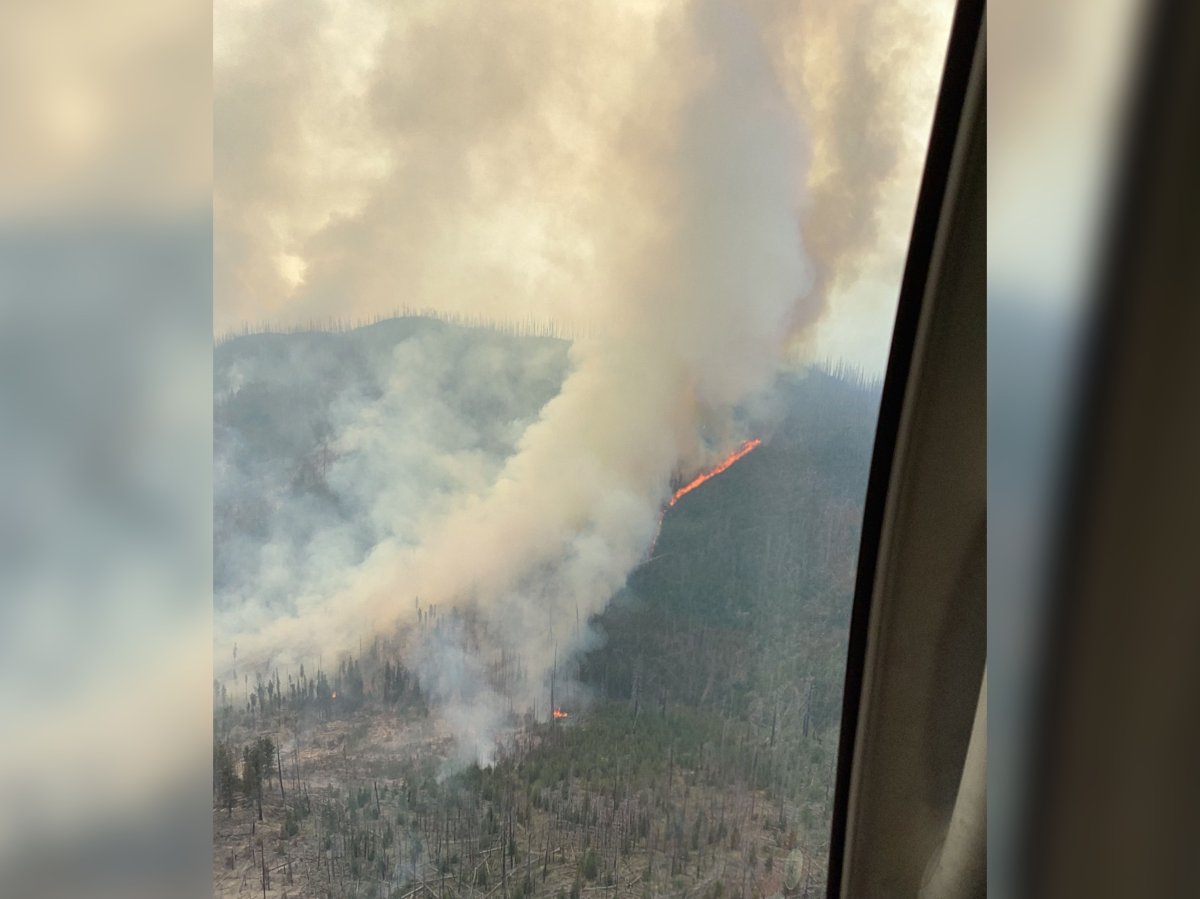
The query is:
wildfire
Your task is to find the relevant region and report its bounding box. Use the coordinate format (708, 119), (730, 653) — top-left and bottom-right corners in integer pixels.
(646, 438), (763, 560)
(331, 691), (337, 700)
(552, 708), (570, 720)
(669, 439), (762, 507)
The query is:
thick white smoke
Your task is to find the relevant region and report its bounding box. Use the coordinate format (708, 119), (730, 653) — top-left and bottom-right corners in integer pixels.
(222, 0), (811, 758)
(215, 0), (952, 354)
(221, 0), (814, 762)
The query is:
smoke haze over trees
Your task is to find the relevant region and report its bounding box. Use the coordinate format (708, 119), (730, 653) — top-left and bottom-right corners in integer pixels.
(214, 330), (878, 895)
(219, 0), (827, 758)
(215, 0), (951, 759)
(212, 4), (947, 893)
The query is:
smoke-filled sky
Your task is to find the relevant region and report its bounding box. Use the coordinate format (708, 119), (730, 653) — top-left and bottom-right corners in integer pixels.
(214, 0), (953, 760)
(215, 0), (952, 375)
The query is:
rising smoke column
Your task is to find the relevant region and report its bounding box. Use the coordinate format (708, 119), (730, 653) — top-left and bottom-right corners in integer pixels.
(390, 0), (813, 750)
(226, 0), (817, 761)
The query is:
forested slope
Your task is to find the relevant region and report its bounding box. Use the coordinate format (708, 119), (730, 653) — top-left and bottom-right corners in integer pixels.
(212, 319), (880, 898)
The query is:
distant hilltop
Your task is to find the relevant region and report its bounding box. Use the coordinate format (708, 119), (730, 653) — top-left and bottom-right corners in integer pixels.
(215, 307), (580, 347)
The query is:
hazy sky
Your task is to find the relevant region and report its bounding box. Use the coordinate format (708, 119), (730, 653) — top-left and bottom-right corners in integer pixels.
(215, 0), (952, 375)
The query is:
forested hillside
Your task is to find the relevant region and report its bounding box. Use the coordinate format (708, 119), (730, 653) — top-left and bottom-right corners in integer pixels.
(591, 366), (876, 727)
(214, 317), (570, 620)
(213, 320), (879, 899)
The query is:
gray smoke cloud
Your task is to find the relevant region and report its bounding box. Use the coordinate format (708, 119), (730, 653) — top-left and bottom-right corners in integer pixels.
(215, 321), (569, 640)
(214, 0), (951, 352)
(746, 0), (951, 310)
(215, 0), (950, 762)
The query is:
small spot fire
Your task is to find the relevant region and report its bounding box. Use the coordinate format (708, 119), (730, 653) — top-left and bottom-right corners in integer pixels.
(552, 708), (570, 720)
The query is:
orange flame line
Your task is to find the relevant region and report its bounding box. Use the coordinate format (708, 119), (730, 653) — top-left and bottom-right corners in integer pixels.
(669, 439), (762, 507)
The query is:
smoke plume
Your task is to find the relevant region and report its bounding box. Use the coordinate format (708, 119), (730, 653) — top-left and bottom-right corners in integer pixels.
(215, 0), (950, 761)
(214, 0), (951, 347)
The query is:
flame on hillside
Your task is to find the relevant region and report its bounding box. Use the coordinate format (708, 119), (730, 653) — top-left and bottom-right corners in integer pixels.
(647, 439), (763, 560)
(552, 708), (570, 720)
(669, 439), (762, 507)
